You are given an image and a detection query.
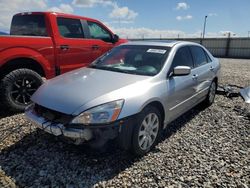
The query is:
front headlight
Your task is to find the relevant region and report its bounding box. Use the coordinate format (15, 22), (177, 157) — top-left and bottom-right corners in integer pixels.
(71, 100), (124, 124)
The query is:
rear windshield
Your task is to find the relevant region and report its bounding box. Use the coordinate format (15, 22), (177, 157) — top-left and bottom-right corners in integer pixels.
(10, 15), (48, 36)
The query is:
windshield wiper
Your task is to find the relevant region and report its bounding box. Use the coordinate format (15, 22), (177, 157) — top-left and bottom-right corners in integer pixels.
(88, 64), (97, 68)
(89, 65), (153, 76)
(89, 65), (131, 73)
(88, 65), (114, 71)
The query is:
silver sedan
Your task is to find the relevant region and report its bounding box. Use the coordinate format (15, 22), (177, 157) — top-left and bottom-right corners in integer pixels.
(25, 41), (220, 156)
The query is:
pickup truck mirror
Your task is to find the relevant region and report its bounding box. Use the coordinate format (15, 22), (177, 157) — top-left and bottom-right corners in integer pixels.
(112, 34), (119, 43)
(173, 66), (191, 76)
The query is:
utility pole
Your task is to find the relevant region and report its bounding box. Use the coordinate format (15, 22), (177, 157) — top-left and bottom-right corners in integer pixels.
(248, 31), (250, 38)
(202, 15), (208, 39)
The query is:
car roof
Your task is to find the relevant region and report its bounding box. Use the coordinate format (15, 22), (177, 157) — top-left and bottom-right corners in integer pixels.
(122, 40), (200, 48)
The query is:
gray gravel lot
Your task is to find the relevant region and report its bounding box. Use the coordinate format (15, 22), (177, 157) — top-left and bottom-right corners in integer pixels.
(0, 58), (249, 188)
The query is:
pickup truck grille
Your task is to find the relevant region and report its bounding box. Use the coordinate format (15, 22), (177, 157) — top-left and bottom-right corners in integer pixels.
(34, 104), (73, 124)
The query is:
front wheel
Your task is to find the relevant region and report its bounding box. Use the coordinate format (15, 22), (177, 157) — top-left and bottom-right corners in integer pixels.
(0, 69), (43, 112)
(131, 106), (162, 156)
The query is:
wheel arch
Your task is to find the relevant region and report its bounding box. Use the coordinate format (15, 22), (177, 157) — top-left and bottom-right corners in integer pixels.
(0, 57), (45, 80)
(0, 47), (54, 79)
(141, 100), (165, 125)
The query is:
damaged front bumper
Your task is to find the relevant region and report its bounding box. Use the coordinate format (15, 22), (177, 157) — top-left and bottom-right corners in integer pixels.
(217, 84), (250, 103)
(25, 105), (134, 147)
(25, 109), (94, 141)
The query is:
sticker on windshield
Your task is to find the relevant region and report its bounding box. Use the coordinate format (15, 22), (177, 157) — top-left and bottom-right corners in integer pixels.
(147, 49), (167, 54)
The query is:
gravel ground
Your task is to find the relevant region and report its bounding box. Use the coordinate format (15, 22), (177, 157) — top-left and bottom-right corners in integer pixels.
(0, 58), (249, 188)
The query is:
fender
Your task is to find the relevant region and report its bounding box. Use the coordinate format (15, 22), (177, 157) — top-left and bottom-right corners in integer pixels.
(0, 47), (55, 79)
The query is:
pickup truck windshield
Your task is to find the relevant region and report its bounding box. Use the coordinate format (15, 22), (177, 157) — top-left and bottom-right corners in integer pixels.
(89, 45), (170, 76)
(10, 14), (48, 36)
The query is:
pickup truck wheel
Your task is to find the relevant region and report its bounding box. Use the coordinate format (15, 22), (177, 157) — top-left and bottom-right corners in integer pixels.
(131, 106), (162, 156)
(0, 69), (43, 112)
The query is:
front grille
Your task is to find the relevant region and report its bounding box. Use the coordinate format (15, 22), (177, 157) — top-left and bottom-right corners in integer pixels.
(34, 104), (73, 124)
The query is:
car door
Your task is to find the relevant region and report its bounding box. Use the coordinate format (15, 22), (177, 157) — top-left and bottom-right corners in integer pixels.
(56, 17), (94, 74)
(86, 21), (115, 60)
(189, 46), (214, 103)
(166, 46), (197, 121)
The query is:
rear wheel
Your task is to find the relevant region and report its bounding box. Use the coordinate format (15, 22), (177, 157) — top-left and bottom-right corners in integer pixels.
(203, 80), (217, 106)
(0, 69), (43, 112)
(131, 106), (162, 156)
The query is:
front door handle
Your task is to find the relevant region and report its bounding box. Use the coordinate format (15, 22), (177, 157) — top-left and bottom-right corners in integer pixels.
(192, 74), (198, 80)
(210, 66), (214, 71)
(92, 45), (100, 50)
(60, 45), (69, 50)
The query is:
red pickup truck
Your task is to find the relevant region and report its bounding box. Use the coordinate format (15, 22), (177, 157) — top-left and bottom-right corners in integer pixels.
(0, 12), (127, 111)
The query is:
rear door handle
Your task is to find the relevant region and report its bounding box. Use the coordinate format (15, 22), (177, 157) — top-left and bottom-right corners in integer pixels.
(92, 45), (100, 50)
(192, 74), (198, 80)
(60, 45), (69, 50)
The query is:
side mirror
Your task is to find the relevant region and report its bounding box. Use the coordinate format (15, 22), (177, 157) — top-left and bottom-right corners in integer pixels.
(112, 34), (119, 43)
(173, 66), (191, 76)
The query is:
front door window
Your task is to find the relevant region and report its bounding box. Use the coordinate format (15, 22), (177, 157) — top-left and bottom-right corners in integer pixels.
(87, 21), (112, 42)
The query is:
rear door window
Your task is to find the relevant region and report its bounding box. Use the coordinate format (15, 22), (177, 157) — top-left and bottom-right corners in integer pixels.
(10, 15), (47, 36)
(189, 46), (208, 67)
(57, 17), (85, 38)
(87, 21), (112, 42)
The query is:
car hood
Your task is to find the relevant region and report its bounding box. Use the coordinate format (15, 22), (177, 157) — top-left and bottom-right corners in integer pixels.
(31, 68), (150, 115)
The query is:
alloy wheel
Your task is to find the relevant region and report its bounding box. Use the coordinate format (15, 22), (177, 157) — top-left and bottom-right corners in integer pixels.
(209, 82), (216, 103)
(10, 77), (39, 105)
(138, 113), (159, 151)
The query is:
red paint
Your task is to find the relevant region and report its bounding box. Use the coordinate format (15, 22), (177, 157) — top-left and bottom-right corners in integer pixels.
(0, 12), (127, 79)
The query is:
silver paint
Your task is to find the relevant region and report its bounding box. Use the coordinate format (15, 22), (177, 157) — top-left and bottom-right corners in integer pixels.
(29, 41), (221, 129)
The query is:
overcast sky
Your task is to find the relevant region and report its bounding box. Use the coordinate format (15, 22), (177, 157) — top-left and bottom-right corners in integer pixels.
(0, 0), (249, 38)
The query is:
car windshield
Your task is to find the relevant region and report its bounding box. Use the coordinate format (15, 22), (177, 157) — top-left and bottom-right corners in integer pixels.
(89, 45), (170, 76)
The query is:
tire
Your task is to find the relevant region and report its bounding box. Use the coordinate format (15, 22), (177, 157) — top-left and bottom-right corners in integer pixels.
(203, 80), (217, 106)
(0, 69), (43, 112)
(131, 106), (162, 156)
